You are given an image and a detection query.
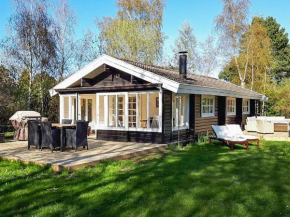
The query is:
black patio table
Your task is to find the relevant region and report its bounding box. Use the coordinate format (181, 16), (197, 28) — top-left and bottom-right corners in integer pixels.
(52, 123), (76, 151)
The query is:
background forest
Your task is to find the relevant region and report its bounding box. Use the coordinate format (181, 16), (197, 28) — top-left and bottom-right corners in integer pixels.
(1, 0), (290, 131)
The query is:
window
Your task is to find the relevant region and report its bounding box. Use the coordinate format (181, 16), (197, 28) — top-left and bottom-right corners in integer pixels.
(172, 93), (188, 128)
(201, 95), (215, 117)
(118, 95), (125, 127)
(243, 99), (250, 114)
(227, 97), (236, 115)
(108, 95), (116, 127)
(99, 95), (105, 125)
(88, 99), (92, 122)
(128, 94), (137, 127)
(138, 94), (148, 128)
(81, 98), (93, 122)
(96, 91), (161, 131)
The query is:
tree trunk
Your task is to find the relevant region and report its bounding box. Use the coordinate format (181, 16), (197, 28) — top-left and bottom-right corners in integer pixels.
(251, 59), (254, 91)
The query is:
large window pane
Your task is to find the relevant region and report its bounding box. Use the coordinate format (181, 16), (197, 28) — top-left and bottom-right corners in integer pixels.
(118, 95), (125, 127)
(149, 93), (159, 128)
(88, 99), (92, 122)
(129, 94), (136, 127)
(73, 98), (76, 121)
(63, 97), (69, 119)
(172, 94), (188, 127)
(108, 95), (116, 127)
(81, 99), (86, 120)
(138, 94), (148, 128)
(172, 94), (176, 127)
(99, 95), (105, 125)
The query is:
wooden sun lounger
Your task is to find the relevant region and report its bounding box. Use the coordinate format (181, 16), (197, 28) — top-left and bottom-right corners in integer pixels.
(246, 137), (259, 147)
(209, 136), (249, 150)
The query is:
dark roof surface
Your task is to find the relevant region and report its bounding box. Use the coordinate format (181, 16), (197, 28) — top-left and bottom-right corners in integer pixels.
(121, 59), (263, 97)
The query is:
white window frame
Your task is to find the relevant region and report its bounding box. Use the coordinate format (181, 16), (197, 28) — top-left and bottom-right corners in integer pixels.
(201, 95), (215, 117)
(242, 99), (250, 114)
(227, 97), (236, 116)
(172, 93), (190, 131)
(96, 90), (162, 132)
(59, 94), (77, 123)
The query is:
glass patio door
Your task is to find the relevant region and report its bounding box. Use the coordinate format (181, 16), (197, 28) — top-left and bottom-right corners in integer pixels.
(81, 98), (93, 122)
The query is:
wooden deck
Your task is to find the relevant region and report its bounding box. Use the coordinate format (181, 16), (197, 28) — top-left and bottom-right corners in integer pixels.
(0, 136), (167, 172)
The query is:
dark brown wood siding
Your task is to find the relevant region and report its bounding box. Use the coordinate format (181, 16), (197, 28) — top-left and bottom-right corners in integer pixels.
(128, 131), (163, 143)
(172, 129), (190, 142)
(194, 95), (218, 134)
(162, 90), (172, 143)
(189, 94), (195, 141)
(226, 115), (236, 124)
(96, 130), (128, 142)
(236, 98), (243, 125)
(218, 96), (226, 125)
(250, 99), (256, 116)
(96, 130), (163, 143)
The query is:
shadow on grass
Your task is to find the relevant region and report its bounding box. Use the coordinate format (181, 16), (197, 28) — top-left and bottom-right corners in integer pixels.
(1, 141), (290, 217)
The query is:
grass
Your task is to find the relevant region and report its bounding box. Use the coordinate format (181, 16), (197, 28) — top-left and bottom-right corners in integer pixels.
(4, 132), (14, 138)
(1, 141), (290, 217)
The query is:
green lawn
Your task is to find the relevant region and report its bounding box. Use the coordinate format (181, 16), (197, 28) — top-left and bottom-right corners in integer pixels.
(1, 141), (290, 217)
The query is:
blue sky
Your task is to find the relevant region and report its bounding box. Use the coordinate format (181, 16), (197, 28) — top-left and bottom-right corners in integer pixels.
(1, 0), (290, 57)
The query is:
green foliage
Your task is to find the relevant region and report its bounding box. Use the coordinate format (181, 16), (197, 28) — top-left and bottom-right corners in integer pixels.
(197, 131), (210, 143)
(265, 78), (290, 117)
(2, 141), (290, 216)
(261, 16), (290, 79)
(0, 66), (15, 127)
(96, 0), (165, 64)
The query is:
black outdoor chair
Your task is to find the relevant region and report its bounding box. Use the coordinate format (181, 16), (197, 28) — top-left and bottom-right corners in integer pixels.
(61, 119), (72, 124)
(28, 120), (41, 150)
(41, 121), (61, 152)
(65, 120), (89, 151)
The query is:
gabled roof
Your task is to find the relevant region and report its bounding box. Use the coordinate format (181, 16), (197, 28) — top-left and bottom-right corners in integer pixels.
(50, 54), (266, 101)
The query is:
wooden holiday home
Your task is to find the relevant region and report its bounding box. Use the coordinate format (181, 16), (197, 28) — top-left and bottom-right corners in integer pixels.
(50, 53), (266, 144)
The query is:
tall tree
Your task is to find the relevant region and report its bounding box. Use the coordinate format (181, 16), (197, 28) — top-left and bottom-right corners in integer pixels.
(4, 0), (54, 109)
(96, 0), (166, 64)
(74, 29), (101, 70)
(0, 66), (15, 128)
(219, 17), (272, 94)
(171, 21), (197, 72)
(52, 0), (76, 79)
(261, 16), (290, 80)
(33, 1), (57, 114)
(215, 0), (251, 87)
(195, 36), (219, 76)
(246, 17), (272, 91)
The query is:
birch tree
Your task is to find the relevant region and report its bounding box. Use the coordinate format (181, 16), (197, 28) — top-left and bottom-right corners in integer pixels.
(74, 29), (102, 70)
(171, 21), (197, 72)
(51, 0), (76, 79)
(4, 0), (43, 109)
(195, 36), (220, 76)
(215, 0), (250, 87)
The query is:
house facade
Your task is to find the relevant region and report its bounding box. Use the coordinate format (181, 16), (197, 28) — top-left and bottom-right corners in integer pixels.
(50, 54), (266, 144)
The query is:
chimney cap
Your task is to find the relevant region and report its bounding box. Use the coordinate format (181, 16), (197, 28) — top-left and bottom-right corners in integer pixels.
(179, 51), (188, 55)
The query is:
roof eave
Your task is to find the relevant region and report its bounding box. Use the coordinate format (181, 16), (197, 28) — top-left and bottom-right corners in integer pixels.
(177, 84), (266, 101)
